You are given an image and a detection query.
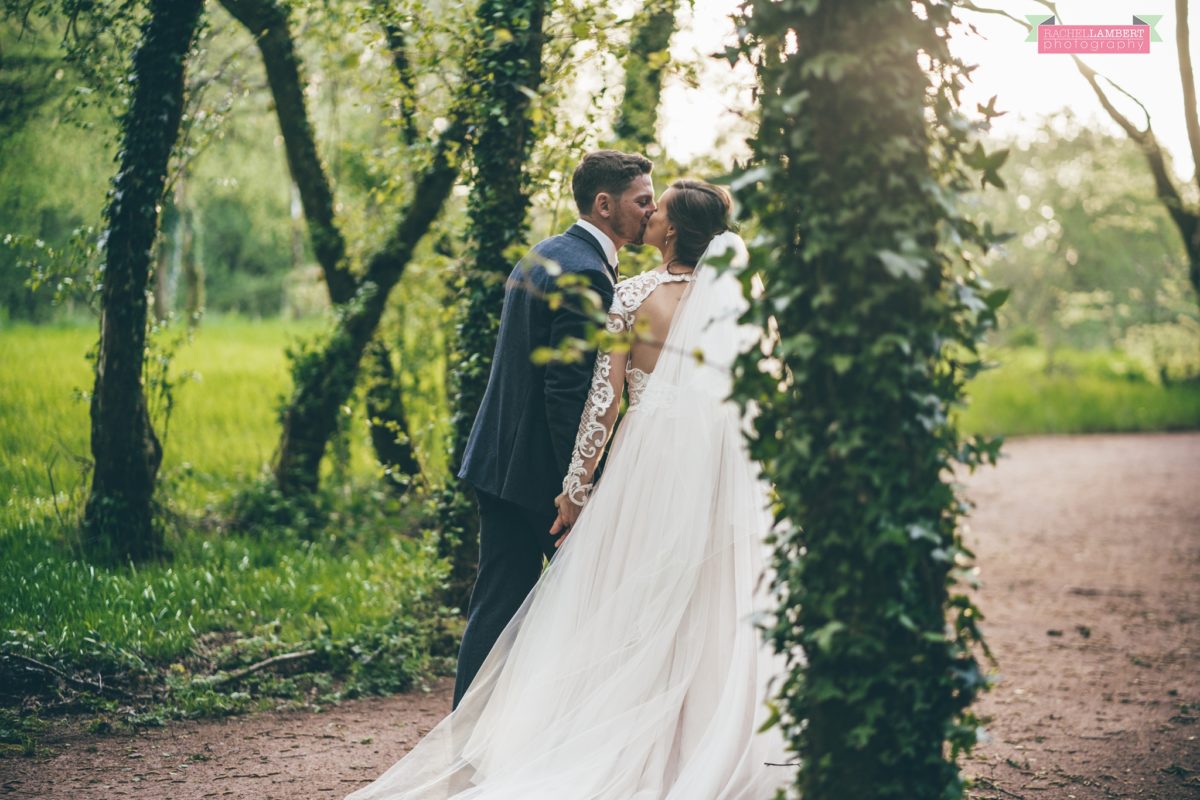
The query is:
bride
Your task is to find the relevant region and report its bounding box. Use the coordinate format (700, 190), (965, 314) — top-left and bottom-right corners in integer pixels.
(347, 180), (790, 799)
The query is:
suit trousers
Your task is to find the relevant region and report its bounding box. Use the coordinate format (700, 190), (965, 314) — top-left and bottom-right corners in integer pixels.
(453, 489), (558, 708)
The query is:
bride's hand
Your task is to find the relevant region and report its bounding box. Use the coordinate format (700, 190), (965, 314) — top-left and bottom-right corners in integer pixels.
(550, 492), (583, 546)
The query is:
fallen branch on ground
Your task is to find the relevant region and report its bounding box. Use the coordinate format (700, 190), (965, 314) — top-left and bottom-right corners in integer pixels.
(204, 649), (318, 687)
(2, 651), (135, 699)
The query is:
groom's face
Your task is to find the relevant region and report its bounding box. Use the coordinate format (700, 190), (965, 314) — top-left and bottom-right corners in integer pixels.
(606, 175), (656, 247)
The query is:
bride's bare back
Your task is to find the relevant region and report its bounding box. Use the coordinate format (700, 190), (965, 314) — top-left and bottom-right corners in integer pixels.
(627, 274), (691, 376)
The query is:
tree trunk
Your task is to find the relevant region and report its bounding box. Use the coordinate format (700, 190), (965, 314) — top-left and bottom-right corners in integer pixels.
(441, 0), (548, 608)
(272, 125), (465, 495)
(176, 173), (202, 327)
(269, 0), (552, 498)
(365, 339), (421, 490)
(219, 0), (353, 302)
(152, 207), (173, 322)
(221, 0), (421, 487)
(83, 0), (204, 561)
(613, 0), (679, 151)
(733, 0), (993, 795)
(373, 0), (418, 146)
(182, 202), (204, 326)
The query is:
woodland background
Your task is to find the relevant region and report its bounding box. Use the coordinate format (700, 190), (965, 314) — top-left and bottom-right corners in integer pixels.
(1, 0), (1198, 796)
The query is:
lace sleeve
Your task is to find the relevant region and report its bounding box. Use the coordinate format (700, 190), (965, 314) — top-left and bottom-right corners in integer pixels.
(561, 306), (629, 506)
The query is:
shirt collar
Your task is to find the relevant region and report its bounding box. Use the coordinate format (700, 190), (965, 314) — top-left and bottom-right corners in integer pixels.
(575, 218), (619, 270)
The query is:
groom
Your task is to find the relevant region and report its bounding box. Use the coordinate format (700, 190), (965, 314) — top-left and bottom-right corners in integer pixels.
(453, 150), (656, 706)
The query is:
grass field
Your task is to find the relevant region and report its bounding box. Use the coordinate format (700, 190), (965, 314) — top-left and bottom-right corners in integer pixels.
(959, 346), (1200, 436)
(1, 319), (1196, 741)
(4, 322), (1195, 504)
(1, 316), (387, 509)
(0, 317), (456, 742)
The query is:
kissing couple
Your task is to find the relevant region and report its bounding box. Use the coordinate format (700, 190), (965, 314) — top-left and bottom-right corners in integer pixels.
(348, 150), (789, 799)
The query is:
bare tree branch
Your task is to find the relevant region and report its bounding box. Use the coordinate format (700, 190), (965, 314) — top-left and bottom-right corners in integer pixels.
(1176, 0), (1200, 189)
(3, 651), (135, 699)
(964, 0), (1200, 303)
(204, 649), (317, 686)
(1070, 57), (1149, 141)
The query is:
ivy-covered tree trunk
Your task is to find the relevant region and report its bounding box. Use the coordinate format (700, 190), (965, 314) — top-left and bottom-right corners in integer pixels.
(221, 0), (419, 491)
(732, 1), (1001, 797)
(364, 339), (421, 487)
(613, 0), (678, 150)
(272, 130), (464, 495)
(268, 0), (552, 498)
(441, 0), (547, 609)
(83, 0), (204, 561)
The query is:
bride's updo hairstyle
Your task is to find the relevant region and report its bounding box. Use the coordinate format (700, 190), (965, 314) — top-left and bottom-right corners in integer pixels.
(666, 180), (733, 266)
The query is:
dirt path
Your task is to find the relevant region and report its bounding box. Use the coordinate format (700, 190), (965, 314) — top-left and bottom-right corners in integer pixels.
(964, 433), (1199, 800)
(2, 433), (1197, 799)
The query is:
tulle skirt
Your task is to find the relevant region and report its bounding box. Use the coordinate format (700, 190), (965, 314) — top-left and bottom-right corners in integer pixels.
(346, 393), (791, 799)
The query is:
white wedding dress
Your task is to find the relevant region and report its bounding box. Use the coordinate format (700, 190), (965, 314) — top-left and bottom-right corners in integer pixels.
(347, 233), (791, 800)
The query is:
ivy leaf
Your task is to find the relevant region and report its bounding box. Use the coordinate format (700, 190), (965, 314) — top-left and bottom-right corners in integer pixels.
(756, 701), (781, 733)
(976, 94), (1006, 120)
(812, 620), (846, 652)
(983, 288), (1010, 310)
(877, 249), (927, 280)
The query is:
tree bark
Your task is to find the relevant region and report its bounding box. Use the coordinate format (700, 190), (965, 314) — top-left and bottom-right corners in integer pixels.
(182, 195), (204, 326)
(218, 0), (354, 303)
(273, 123), (466, 495)
(270, 0), (552, 497)
(83, 0), (204, 561)
(177, 172), (202, 327)
(613, 0), (679, 150)
(152, 209), (173, 322)
(221, 0), (420, 489)
(1175, 0), (1200, 189)
(365, 339), (421, 489)
(442, 0), (548, 608)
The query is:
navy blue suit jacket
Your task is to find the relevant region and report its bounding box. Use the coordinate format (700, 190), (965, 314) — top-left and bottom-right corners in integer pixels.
(458, 224), (618, 513)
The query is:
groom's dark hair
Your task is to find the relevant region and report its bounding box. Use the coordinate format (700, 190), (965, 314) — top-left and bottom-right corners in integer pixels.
(572, 150), (653, 215)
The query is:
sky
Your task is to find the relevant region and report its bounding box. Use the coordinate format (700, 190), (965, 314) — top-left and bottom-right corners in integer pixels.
(658, 0), (1198, 182)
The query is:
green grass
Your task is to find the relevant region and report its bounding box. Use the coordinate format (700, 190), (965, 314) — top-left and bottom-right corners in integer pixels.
(0, 315), (384, 509)
(0, 321), (1195, 736)
(959, 347), (1200, 437)
(0, 316), (456, 731)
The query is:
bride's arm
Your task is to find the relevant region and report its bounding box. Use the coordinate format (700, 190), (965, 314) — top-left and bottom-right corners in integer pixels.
(552, 306), (630, 536)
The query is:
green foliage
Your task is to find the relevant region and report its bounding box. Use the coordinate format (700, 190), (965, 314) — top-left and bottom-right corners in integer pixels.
(974, 110), (1200, 370)
(0, 496), (456, 724)
(960, 346), (1200, 436)
(612, 0), (679, 153)
(730, 0), (1004, 796)
(439, 0), (547, 607)
(1, 321), (456, 732)
(0, 318), (452, 510)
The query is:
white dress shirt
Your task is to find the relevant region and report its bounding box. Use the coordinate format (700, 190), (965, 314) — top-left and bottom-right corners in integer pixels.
(574, 218), (619, 272)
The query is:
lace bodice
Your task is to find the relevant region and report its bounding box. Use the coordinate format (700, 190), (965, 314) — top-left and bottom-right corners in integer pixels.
(562, 269), (694, 506)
